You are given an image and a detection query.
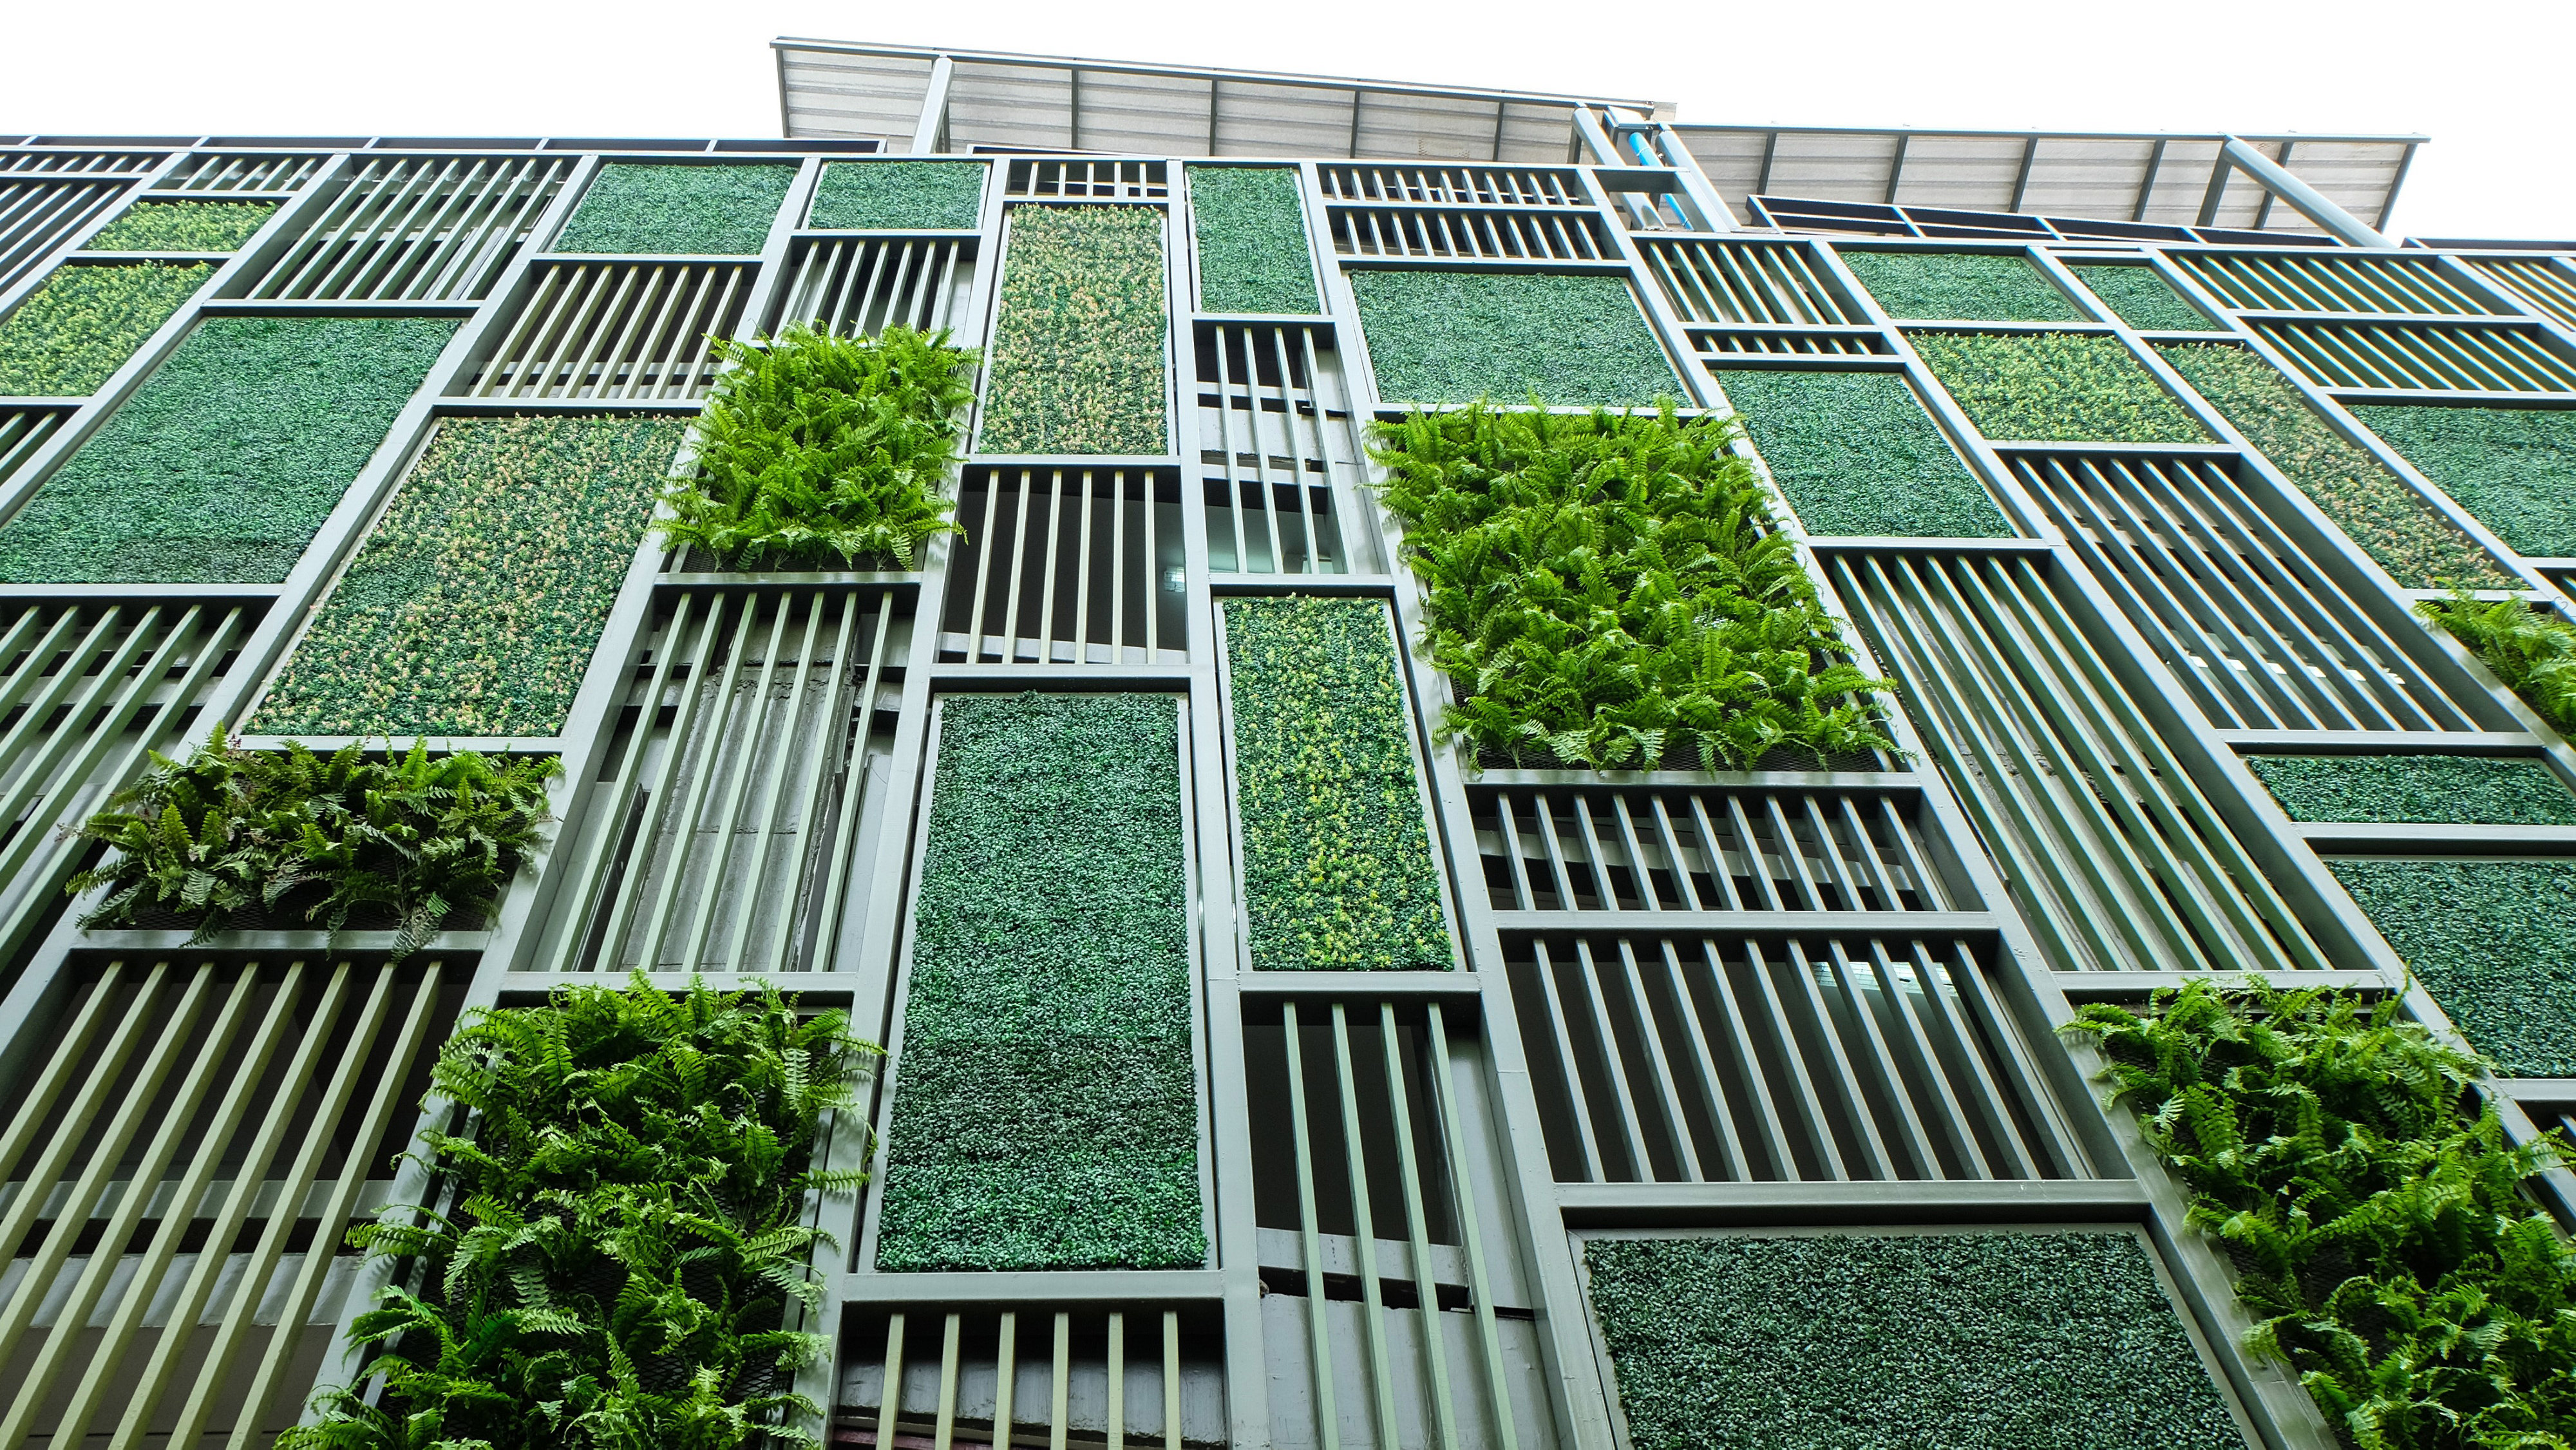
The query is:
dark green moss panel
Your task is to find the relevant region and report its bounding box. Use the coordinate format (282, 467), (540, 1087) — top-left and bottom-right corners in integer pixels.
(2248, 754), (2576, 825)
(2351, 404), (2576, 560)
(1584, 1233), (2241, 1450)
(0, 262), (213, 396)
(0, 315), (457, 583)
(979, 205), (1170, 455)
(1186, 165), (1318, 315)
(2332, 857), (2576, 1077)
(553, 162), (796, 256)
(808, 160), (986, 231)
(2067, 263), (2222, 332)
(1911, 331), (2210, 444)
(1224, 598), (1452, 970)
(250, 415), (688, 739)
(82, 200), (276, 253)
(1720, 370), (2011, 538)
(1349, 269), (1681, 408)
(877, 693), (1204, 1271)
(1839, 250), (2079, 323)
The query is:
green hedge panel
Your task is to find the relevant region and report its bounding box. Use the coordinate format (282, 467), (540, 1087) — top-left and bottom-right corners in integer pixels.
(251, 415), (687, 738)
(1224, 598), (1452, 970)
(1584, 1234), (2240, 1450)
(554, 162), (796, 256)
(878, 692), (1204, 1271)
(2247, 753), (2576, 824)
(978, 205), (1169, 455)
(0, 315), (456, 583)
(81, 200), (276, 253)
(808, 160), (986, 231)
(1186, 165), (1318, 315)
(1719, 370), (2011, 538)
(2159, 343), (2511, 588)
(1911, 331), (2208, 443)
(0, 261), (211, 396)
(1840, 250), (2080, 322)
(2331, 857), (2576, 1077)
(2351, 404), (2576, 559)
(1349, 270), (1681, 408)
(2068, 263), (2222, 332)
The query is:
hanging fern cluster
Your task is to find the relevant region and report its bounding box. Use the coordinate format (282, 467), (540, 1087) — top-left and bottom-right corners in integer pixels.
(659, 323), (974, 570)
(1368, 402), (1895, 770)
(285, 975), (876, 1449)
(67, 726), (555, 959)
(2416, 587), (2576, 734)
(2065, 981), (2576, 1450)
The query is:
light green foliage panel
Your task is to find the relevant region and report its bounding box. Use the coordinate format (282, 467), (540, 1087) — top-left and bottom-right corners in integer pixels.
(2068, 263), (2222, 332)
(251, 415), (688, 739)
(1719, 370), (2010, 538)
(2351, 403), (2576, 559)
(808, 160), (986, 231)
(0, 315), (457, 583)
(2159, 343), (2511, 588)
(979, 205), (1170, 455)
(1370, 406), (1893, 770)
(82, 200), (276, 253)
(1583, 1234), (2240, 1450)
(554, 162), (797, 256)
(0, 261), (211, 395)
(1911, 331), (2208, 443)
(1222, 598), (1452, 971)
(1839, 250), (2079, 322)
(1186, 165), (1318, 315)
(2333, 858), (2576, 1077)
(879, 693), (1204, 1272)
(2246, 753), (2576, 824)
(1349, 269), (1681, 407)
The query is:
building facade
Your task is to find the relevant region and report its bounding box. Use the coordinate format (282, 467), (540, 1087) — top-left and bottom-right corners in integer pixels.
(0, 35), (2567, 1450)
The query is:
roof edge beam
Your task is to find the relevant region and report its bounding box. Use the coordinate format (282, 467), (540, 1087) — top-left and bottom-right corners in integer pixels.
(2219, 135), (2392, 248)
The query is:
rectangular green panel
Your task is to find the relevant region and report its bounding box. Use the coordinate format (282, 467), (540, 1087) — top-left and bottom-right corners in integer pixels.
(1720, 369), (2010, 538)
(1224, 597), (1452, 970)
(1349, 268), (1681, 407)
(0, 314), (457, 583)
(979, 205), (1170, 455)
(2332, 858), (2576, 1077)
(1186, 165), (1319, 315)
(809, 160), (987, 231)
(0, 261), (212, 395)
(2350, 402), (2576, 558)
(1841, 250), (2079, 322)
(1911, 331), (2208, 443)
(878, 692), (1204, 1271)
(251, 414), (688, 738)
(554, 162), (797, 256)
(2246, 753), (2576, 824)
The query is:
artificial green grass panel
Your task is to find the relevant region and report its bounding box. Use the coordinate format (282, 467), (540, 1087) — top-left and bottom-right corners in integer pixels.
(2247, 753), (2576, 825)
(978, 205), (1169, 455)
(808, 161), (985, 231)
(249, 415), (687, 738)
(1186, 165), (1318, 315)
(1839, 250), (2080, 322)
(2068, 263), (2222, 332)
(2351, 403), (2576, 559)
(0, 315), (456, 583)
(2159, 343), (2512, 588)
(1224, 598), (1451, 970)
(2331, 858), (2576, 1077)
(553, 162), (796, 256)
(0, 261), (211, 395)
(1911, 331), (2210, 443)
(1348, 270), (1682, 408)
(1719, 370), (2010, 538)
(1584, 1234), (2240, 1450)
(878, 692), (1203, 1271)
(81, 200), (276, 252)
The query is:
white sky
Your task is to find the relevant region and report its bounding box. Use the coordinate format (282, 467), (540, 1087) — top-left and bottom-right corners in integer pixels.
(12, 0), (2572, 241)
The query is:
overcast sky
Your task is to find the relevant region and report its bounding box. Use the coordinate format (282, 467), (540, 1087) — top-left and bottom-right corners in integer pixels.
(13, 0), (2570, 241)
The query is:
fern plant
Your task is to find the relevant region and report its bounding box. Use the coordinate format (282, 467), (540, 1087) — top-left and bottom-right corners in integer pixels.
(283, 974), (877, 1449)
(660, 323), (974, 569)
(1368, 402), (1896, 770)
(66, 726), (555, 959)
(2064, 981), (2576, 1450)
(2417, 587), (2576, 733)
